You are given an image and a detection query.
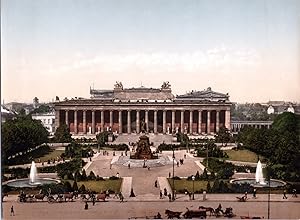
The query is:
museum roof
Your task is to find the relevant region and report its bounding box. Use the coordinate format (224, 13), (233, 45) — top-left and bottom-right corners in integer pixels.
(175, 87), (229, 102)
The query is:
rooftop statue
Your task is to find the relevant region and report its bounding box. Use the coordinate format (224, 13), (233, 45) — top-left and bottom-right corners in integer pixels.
(161, 81), (171, 89)
(114, 81), (123, 90)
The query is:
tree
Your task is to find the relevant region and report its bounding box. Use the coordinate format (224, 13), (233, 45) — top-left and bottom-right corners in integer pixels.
(1, 116), (49, 161)
(54, 124), (72, 143)
(96, 132), (109, 148)
(81, 169), (87, 181)
(215, 127), (231, 146)
(73, 181), (78, 191)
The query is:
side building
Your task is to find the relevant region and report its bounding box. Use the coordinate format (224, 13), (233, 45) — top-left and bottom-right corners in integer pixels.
(31, 111), (56, 135)
(54, 82), (232, 137)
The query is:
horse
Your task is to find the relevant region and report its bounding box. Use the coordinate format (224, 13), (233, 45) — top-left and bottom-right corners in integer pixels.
(63, 192), (74, 202)
(96, 193), (108, 202)
(165, 209), (182, 219)
(2, 193), (8, 202)
(35, 193), (48, 202)
(199, 206), (215, 216)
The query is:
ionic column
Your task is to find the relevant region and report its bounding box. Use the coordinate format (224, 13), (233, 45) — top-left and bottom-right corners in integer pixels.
(83, 110), (87, 134)
(225, 110), (231, 130)
(207, 110), (211, 134)
(189, 110), (193, 134)
(216, 110), (220, 133)
(163, 110), (166, 134)
(198, 110), (202, 134)
(127, 110), (131, 133)
(154, 110), (158, 134)
(118, 111), (122, 134)
(100, 111), (104, 132)
(74, 110), (78, 134)
(109, 110), (113, 129)
(136, 110), (140, 133)
(180, 111), (184, 133)
(92, 111), (95, 134)
(171, 110), (175, 133)
(145, 110), (149, 133)
(55, 110), (60, 130)
(65, 110), (69, 127)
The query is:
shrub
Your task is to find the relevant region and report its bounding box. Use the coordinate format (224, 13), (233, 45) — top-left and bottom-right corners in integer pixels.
(109, 176), (119, 180)
(78, 184), (86, 193)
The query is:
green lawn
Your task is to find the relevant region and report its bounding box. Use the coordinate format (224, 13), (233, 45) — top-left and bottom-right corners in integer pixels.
(67, 179), (123, 193)
(35, 149), (65, 162)
(224, 149), (263, 163)
(168, 179), (213, 193)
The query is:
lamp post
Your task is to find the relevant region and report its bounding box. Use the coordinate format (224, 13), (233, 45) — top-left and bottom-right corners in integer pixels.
(172, 147), (175, 201)
(192, 175), (195, 200)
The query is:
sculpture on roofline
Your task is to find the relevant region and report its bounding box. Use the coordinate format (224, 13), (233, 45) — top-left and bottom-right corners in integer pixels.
(114, 81), (123, 90)
(161, 81), (171, 89)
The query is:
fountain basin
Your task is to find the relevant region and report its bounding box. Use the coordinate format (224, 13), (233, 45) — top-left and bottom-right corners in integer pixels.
(230, 178), (286, 188)
(5, 178), (60, 188)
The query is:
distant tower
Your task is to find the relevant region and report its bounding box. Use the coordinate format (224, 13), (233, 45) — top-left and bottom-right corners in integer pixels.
(33, 97), (39, 109)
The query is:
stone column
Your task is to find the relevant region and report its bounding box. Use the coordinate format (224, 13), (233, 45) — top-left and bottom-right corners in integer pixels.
(109, 110), (113, 129)
(154, 110), (158, 134)
(127, 110), (131, 134)
(207, 110), (211, 134)
(55, 110), (60, 131)
(145, 110), (149, 133)
(180, 111), (184, 133)
(225, 110), (231, 130)
(118, 111), (122, 134)
(100, 111), (104, 132)
(65, 110), (69, 127)
(163, 110), (166, 134)
(189, 110), (193, 134)
(74, 110), (78, 134)
(171, 110), (175, 133)
(92, 111), (95, 134)
(136, 110), (140, 133)
(198, 110), (202, 134)
(216, 110), (220, 133)
(83, 110), (87, 134)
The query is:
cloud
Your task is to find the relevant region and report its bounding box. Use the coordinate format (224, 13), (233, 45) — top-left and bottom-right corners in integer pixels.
(49, 46), (261, 74)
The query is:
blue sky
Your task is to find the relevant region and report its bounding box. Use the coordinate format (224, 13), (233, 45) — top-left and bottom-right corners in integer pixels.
(2, 0), (300, 103)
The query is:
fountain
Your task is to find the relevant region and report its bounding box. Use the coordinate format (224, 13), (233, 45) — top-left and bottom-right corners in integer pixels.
(230, 160), (286, 188)
(5, 161), (60, 188)
(255, 160), (265, 185)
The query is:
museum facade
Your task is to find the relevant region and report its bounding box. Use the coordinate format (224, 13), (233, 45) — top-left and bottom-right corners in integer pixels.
(54, 82), (231, 136)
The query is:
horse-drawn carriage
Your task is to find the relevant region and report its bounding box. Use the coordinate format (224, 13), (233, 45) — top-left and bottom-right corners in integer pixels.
(183, 208), (207, 219)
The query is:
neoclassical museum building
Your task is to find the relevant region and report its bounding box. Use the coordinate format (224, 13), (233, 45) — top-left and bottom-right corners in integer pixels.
(54, 82), (231, 136)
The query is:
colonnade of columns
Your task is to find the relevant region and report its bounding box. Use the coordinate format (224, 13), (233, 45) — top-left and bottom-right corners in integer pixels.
(56, 108), (231, 135)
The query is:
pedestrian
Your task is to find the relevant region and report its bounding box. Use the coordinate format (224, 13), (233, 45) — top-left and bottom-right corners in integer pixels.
(177, 161), (179, 167)
(244, 191), (248, 199)
(292, 189), (297, 198)
(116, 172), (120, 178)
(253, 188), (257, 198)
(119, 192), (124, 202)
(189, 192), (192, 200)
(92, 197), (96, 206)
(169, 172), (171, 178)
(110, 164), (112, 169)
(154, 180), (158, 188)
(283, 189), (288, 199)
(128, 163), (131, 169)
(160, 190), (163, 199)
(184, 154), (186, 159)
(84, 201), (89, 210)
(10, 205), (15, 216)
(203, 190), (207, 201)
(164, 188), (168, 196)
(147, 166), (150, 171)
(168, 193), (172, 202)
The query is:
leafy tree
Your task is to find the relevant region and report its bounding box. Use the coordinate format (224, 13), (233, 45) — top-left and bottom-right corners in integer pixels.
(79, 184), (86, 193)
(96, 131), (109, 148)
(81, 169), (87, 181)
(206, 181), (211, 192)
(64, 181), (72, 192)
(215, 127), (231, 146)
(54, 124), (72, 143)
(88, 171), (96, 180)
(1, 116), (49, 161)
(31, 104), (51, 114)
(73, 181), (78, 191)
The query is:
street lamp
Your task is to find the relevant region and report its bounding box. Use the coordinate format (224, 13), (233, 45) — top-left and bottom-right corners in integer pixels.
(192, 175), (195, 200)
(172, 147), (175, 201)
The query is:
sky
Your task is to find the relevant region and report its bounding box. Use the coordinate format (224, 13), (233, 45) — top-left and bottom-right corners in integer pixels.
(1, 0), (300, 103)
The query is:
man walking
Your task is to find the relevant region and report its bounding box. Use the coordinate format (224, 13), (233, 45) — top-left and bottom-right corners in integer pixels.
(283, 189), (288, 199)
(10, 205), (15, 216)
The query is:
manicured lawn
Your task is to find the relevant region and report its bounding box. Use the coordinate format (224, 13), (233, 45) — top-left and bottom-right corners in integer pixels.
(224, 149), (263, 163)
(35, 149), (65, 162)
(168, 179), (213, 193)
(67, 179), (123, 193)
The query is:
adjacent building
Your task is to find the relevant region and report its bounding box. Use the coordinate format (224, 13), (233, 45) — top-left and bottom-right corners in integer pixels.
(54, 82), (232, 136)
(31, 111), (56, 134)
